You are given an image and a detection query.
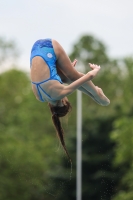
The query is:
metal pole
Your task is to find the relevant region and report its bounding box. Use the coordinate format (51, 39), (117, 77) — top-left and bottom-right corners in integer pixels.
(76, 90), (82, 200)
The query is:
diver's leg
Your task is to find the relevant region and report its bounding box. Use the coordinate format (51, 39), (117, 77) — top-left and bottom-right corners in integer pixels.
(57, 66), (104, 105)
(53, 40), (98, 92)
(53, 40), (110, 106)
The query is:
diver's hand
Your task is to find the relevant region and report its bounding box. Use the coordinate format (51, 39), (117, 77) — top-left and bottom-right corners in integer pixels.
(89, 63), (101, 70)
(72, 59), (77, 67)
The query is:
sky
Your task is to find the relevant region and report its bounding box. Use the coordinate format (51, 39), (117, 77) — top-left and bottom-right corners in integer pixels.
(0, 0), (133, 72)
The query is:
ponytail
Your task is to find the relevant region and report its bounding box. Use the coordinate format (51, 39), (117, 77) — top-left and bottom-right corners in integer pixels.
(48, 100), (72, 163)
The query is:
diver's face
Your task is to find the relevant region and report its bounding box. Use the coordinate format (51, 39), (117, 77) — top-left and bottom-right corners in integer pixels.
(51, 97), (68, 107)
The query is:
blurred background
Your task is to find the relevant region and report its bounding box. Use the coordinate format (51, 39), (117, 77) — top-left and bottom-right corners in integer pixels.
(0, 0), (133, 200)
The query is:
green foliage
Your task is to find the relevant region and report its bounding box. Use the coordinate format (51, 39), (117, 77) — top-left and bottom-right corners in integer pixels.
(52, 36), (133, 200)
(0, 34), (133, 200)
(69, 35), (110, 72)
(52, 35), (123, 200)
(110, 58), (133, 200)
(0, 69), (64, 200)
(111, 116), (133, 200)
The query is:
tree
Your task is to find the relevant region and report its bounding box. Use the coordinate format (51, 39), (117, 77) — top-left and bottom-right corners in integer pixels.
(69, 35), (111, 73)
(1, 35), (133, 200)
(0, 69), (63, 200)
(110, 57), (133, 200)
(51, 34), (122, 200)
(0, 37), (19, 71)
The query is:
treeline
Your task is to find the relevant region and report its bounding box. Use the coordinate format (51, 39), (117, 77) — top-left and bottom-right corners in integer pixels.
(0, 35), (133, 200)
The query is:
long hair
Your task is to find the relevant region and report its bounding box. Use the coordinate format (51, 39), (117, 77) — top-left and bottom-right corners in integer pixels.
(48, 99), (72, 163)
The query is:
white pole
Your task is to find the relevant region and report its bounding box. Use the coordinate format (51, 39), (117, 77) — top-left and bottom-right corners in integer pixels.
(76, 90), (82, 200)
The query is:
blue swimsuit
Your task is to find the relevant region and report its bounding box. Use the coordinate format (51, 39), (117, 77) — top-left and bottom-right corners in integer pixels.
(30, 39), (63, 102)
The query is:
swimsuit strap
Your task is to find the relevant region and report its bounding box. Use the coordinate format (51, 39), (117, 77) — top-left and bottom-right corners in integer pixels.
(32, 77), (61, 101)
(31, 75), (62, 85)
(32, 78), (51, 85)
(37, 84), (55, 101)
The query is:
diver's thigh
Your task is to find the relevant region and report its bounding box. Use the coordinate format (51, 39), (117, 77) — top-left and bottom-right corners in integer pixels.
(56, 66), (71, 84)
(52, 39), (80, 81)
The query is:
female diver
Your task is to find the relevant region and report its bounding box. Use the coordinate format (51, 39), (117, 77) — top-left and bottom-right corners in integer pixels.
(30, 38), (110, 162)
